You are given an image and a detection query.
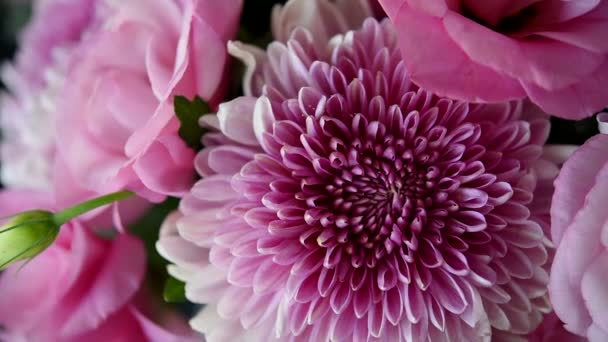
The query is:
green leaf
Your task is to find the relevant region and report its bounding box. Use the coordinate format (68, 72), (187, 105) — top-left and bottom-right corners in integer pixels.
(174, 95), (210, 149)
(163, 275), (186, 303)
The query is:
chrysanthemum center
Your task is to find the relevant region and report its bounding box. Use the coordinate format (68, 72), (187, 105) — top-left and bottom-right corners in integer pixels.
(321, 141), (438, 252)
(288, 109), (457, 267)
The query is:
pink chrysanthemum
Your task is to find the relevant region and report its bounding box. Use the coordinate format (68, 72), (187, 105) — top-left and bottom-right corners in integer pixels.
(159, 18), (554, 341)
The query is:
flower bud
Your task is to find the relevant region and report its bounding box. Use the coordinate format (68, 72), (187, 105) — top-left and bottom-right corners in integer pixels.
(0, 190), (134, 270)
(0, 210), (59, 269)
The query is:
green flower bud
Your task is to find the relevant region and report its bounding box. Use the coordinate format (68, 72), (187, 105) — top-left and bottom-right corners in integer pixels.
(0, 190), (134, 270)
(0, 210), (59, 270)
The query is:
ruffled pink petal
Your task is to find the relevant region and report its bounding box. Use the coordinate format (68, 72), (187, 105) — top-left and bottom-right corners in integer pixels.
(132, 134), (195, 199)
(522, 57), (608, 118)
(380, 0), (608, 118)
(527, 0), (602, 28)
(550, 162), (608, 335)
(190, 18), (230, 101)
(535, 3), (608, 54)
(444, 13), (604, 90)
(60, 234), (146, 336)
(380, 0), (526, 102)
(0, 243), (70, 330)
(144, 0), (190, 101)
(551, 135), (608, 245)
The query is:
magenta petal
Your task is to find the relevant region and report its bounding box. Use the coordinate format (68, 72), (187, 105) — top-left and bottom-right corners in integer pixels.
(522, 57), (608, 119)
(429, 269), (467, 315)
(380, 0), (608, 118)
(60, 234), (146, 336)
(529, 0), (602, 27)
(537, 13), (608, 54)
(383, 1), (526, 102)
(444, 12), (604, 90)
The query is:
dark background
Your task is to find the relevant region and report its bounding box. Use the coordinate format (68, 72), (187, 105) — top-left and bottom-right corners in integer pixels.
(0, 1), (31, 89)
(0, 0), (597, 143)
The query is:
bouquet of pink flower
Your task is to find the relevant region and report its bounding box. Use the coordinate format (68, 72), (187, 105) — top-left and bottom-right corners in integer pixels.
(0, 0), (606, 341)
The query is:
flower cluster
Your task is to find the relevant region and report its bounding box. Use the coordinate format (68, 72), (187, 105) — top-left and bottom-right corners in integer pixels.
(0, 0), (243, 339)
(1, 0), (607, 341)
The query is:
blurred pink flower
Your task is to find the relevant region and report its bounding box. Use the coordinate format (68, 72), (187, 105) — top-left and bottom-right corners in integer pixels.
(55, 0), (243, 202)
(0, 0), (101, 191)
(11, 0), (100, 87)
(0, 0), (148, 226)
(549, 133), (608, 341)
(0, 190), (198, 342)
(379, 0), (608, 119)
(158, 15), (555, 341)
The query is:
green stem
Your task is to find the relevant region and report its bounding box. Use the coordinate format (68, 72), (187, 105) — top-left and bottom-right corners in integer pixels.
(53, 191), (134, 226)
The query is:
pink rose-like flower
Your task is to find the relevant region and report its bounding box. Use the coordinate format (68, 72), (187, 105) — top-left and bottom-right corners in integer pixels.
(56, 0), (243, 202)
(11, 0), (99, 87)
(549, 133), (608, 341)
(379, 0), (608, 119)
(0, 190), (198, 342)
(0, 0), (148, 226)
(159, 14), (556, 341)
(0, 0), (100, 191)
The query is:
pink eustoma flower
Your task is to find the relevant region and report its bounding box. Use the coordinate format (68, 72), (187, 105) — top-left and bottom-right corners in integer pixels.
(0, 190), (198, 342)
(549, 132), (608, 342)
(0, 0), (100, 191)
(158, 12), (556, 341)
(56, 0), (243, 202)
(379, 0), (608, 119)
(0, 0), (149, 226)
